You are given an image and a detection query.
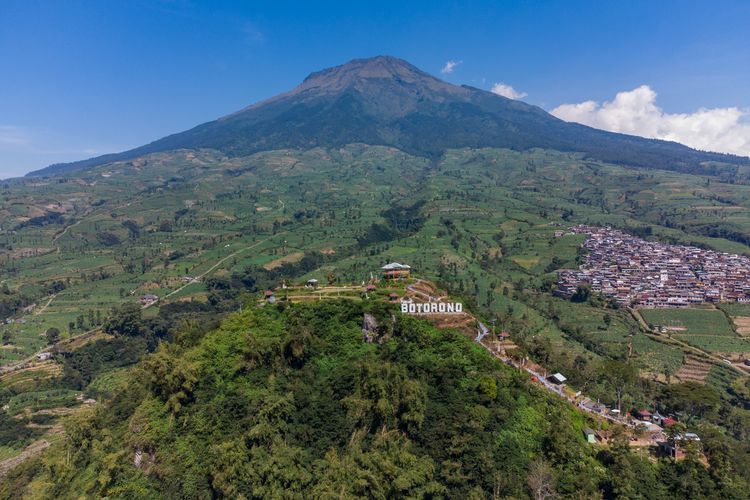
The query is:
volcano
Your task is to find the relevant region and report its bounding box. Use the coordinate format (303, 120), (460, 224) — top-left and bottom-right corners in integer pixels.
(31, 55), (749, 177)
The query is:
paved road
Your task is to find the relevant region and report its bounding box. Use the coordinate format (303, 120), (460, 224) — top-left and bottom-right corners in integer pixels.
(408, 283), (630, 426)
(475, 338), (635, 428)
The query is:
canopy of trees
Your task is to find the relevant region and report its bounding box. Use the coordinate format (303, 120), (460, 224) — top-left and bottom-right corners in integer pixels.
(3, 301), (748, 498)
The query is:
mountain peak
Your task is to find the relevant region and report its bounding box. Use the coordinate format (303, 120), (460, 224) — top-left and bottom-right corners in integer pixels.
(302, 56), (426, 86)
(286, 55), (459, 99)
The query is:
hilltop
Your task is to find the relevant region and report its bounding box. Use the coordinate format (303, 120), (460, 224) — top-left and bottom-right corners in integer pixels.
(4, 300), (748, 498)
(30, 56), (749, 178)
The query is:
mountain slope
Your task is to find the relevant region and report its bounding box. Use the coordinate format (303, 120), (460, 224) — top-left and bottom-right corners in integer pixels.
(30, 56), (749, 177)
(5, 301), (745, 498)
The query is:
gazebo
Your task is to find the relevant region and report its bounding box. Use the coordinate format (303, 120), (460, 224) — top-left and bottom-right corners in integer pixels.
(381, 262), (411, 279)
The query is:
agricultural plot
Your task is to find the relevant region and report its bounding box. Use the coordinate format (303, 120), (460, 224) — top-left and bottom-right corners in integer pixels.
(4, 145), (750, 417)
(639, 308), (734, 335)
(673, 354), (712, 383)
(640, 308), (750, 353)
(678, 335), (750, 354)
(717, 303), (750, 337)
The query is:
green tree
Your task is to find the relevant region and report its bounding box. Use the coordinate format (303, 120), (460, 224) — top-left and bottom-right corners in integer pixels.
(104, 302), (144, 337)
(600, 360), (637, 412)
(45, 327), (61, 344)
(663, 382), (721, 423)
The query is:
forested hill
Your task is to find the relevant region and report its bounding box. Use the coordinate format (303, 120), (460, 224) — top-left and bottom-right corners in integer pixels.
(30, 56), (749, 178)
(3, 301), (747, 498)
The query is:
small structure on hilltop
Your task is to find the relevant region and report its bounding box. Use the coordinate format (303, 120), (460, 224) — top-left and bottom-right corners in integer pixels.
(306, 279), (319, 289)
(382, 262), (411, 279)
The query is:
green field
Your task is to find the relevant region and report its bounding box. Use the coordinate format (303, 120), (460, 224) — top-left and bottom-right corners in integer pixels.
(639, 308), (735, 336)
(717, 302), (750, 317)
(640, 308), (750, 353)
(2, 145), (750, 439)
(4, 147), (750, 370)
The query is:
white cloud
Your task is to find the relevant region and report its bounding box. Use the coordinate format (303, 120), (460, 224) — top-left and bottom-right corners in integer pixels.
(491, 82), (527, 100)
(441, 60), (462, 74)
(0, 125), (31, 147)
(0, 125), (117, 178)
(551, 85), (750, 157)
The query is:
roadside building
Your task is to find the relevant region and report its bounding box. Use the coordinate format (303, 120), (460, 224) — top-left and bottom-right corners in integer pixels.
(662, 417), (678, 427)
(549, 373), (567, 385)
(139, 294), (159, 306)
(583, 428), (597, 444)
(660, 433), (701, 459)
(634, 409), (652, 420)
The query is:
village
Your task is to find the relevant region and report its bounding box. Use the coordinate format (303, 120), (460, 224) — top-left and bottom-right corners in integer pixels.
(556, 225), (750, 308)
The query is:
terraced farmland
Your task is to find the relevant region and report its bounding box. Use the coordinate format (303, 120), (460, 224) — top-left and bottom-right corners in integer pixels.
(640, 307), (750, 354)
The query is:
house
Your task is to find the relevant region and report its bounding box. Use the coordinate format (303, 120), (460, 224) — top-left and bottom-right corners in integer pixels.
(549, 373), (567, 385)
(583, 428), (597, 444)
(382, 262), (411, 279)
(634, 409), (652, 420)
(264, 290), (276, 304)
(139, 294), (159, 306)
(662, 417), (678, 427)
(366, 284), (377, 292)
(651, 411), (665, 425)
(388, 292), (400, 302)
(306, 279), (319, 289)
(638, 421), (663, 433)
(36, 352), (52, 361)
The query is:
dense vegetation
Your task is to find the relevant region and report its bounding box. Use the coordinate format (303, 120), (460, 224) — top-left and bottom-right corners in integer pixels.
(4, 301), (749, 498)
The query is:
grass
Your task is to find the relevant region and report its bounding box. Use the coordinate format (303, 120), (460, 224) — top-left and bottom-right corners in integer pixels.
(676, 335), (750, 353)
(639, 308), (735, 335)
(717, 302), (750, 317)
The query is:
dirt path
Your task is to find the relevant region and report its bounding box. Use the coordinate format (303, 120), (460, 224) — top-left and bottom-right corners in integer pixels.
(0, 327), (101, 376)
(147, 233), (286, 307)
(52, 216), (87, 248)
(34, 294), (56, 315)
(0, 440), (50, 480)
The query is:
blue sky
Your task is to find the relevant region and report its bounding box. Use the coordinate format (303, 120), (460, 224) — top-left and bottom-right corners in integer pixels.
(1, 0), (749, 178)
